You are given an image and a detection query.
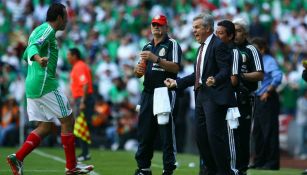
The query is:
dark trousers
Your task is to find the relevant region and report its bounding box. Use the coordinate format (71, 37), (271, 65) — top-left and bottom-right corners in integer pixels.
(252, 92), (280, 169)
(236, 99), (253, 173)
(195, 90), (234, 175)
(135, 91), (177, 171)
(74, 95), (95, 156)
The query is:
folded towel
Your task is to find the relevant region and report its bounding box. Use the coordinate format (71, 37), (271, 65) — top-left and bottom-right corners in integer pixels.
(153, 87), (171, 115)
(226, 107), (241, 129)
(153, 87), (171, 125)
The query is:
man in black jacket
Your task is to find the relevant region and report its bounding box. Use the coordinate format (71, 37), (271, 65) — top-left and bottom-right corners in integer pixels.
(165, 13), (237, 175)
(302, 61), (307, 82)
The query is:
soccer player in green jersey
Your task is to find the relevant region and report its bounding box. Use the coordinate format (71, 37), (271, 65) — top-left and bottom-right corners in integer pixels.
(6, 3), (94, 175)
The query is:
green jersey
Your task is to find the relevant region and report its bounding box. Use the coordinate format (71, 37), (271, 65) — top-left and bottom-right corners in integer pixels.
(23, 22), (59, 98)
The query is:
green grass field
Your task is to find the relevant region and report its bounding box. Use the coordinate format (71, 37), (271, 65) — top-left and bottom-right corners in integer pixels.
(0, 148), (301, 175)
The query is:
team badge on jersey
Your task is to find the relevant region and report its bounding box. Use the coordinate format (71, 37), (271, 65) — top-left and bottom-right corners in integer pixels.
(242, 54), (247, 63)
(37, 37), (45, 45)
(159, 48), (166, 56)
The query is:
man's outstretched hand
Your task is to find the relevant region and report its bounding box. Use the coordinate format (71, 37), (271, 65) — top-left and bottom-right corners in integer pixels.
(164, 78), (177, 88)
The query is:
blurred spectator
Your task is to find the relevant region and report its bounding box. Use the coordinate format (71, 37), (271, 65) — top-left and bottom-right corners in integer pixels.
(116, 107), (137, 150)
(8, 74), (24, 103)
(33, 0), (48, 22)
(1, 46), (20, 71)
(95, 50), (119, 101)
(117, 35), (138, 67)
(108, 77), (128, 105)
(0, 98), (19, 146)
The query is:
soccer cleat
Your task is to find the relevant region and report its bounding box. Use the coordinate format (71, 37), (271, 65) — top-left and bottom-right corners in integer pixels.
(162, 170), (173, 175)
(77, 154), (91, 162)
(134, 168), (152, 175)
(7, 154), (23, 175)
(65, 163), (94, 175)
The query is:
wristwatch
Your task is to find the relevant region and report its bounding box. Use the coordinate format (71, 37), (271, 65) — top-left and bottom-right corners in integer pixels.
(156, 57), (161, 63)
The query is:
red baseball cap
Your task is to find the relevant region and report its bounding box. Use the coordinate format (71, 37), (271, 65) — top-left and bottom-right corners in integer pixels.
(151, 15), (168, 26)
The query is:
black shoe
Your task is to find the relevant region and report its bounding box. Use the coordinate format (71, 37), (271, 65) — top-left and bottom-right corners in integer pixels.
(77, 154), (91, 162)
(162, 170), (173, 175)
(258, 165), (279, 170)
(239, 171), (247, 175)
(248, 164), (262, 169)
(134, 169), (152, 175)
(302, 169), (307, 175)
(199, 166), (206, 175)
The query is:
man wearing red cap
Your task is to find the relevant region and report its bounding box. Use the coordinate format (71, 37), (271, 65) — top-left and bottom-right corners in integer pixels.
(133, 14), (182, 175)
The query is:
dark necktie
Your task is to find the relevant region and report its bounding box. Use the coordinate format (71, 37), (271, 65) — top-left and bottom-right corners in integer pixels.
(195, 43), (205, 90)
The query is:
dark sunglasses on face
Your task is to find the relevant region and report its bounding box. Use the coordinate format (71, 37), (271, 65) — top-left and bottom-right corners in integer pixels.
(151, 23), (163, 27)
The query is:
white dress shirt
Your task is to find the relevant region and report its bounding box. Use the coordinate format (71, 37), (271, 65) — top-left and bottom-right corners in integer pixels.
(196, 34), (213, 84)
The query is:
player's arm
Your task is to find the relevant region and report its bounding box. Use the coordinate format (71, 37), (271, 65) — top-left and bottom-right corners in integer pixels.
(78, 68), (90, 110)
(25, 27), (53, 66)
(231, 49), (240, 87)
(32, 55), (48, 67)
(241, 45), (264, 82)
(154, 55), (180, 73)
(160, 39), (181, 73)
(79, 83), (88, 110)
(140, 40), (181, 73)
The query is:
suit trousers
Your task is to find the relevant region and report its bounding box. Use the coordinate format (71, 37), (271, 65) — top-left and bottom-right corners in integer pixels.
(195, 90), (234, 175)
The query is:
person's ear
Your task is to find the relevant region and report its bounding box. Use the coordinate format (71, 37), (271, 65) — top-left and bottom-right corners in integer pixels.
(229, 33), (234, 41)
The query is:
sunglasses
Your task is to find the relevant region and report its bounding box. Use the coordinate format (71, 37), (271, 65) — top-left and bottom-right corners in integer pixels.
(151, 23), (163, 27)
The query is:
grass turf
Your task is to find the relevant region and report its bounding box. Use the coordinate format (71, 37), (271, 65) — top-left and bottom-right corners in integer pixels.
(0, 147), (301, 175)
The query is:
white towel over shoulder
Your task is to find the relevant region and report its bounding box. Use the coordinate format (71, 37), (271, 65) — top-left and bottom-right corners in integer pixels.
(153, 87), (171, 116)
(226, 107), (241, 129)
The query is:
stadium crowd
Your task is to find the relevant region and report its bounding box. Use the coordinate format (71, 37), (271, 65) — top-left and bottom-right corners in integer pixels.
(0, 0), (306, 157)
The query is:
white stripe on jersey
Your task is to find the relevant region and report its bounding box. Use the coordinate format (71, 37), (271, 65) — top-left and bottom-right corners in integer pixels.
(34, 25), (52, 46)
(169, 38), (178, 63)
(246, 45), (262, 71)
(39, 42), (50, 96)
(232, 49), (239, 75)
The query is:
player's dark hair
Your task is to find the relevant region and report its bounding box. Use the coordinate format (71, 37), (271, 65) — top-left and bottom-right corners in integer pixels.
(217, 20), (235, 41)
(46, 3), (66, 22)
(69, 48), (81, 59)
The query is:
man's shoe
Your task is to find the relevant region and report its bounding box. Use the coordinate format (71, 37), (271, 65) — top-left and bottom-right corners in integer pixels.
(134, 168), (152, 175)
(302, 169), (307, 175)
(258, 165), (279, 170)
(162, 170), (173, 175)
(248, 164), (262, 169)
(65, 163), (94, 175)
(77, 154), (91, 162)
(7, 154), (23, 175)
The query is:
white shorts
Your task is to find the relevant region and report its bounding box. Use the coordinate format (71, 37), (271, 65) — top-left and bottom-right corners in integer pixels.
(27, 89), (72, 122)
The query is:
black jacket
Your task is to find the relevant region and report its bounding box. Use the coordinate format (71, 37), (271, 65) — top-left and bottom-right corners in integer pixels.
(177, 35), (236, 106)
(303, 69), (307, 82)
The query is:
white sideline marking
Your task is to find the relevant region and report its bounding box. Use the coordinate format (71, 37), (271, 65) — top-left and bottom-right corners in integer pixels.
(34, 150), (100, 175)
